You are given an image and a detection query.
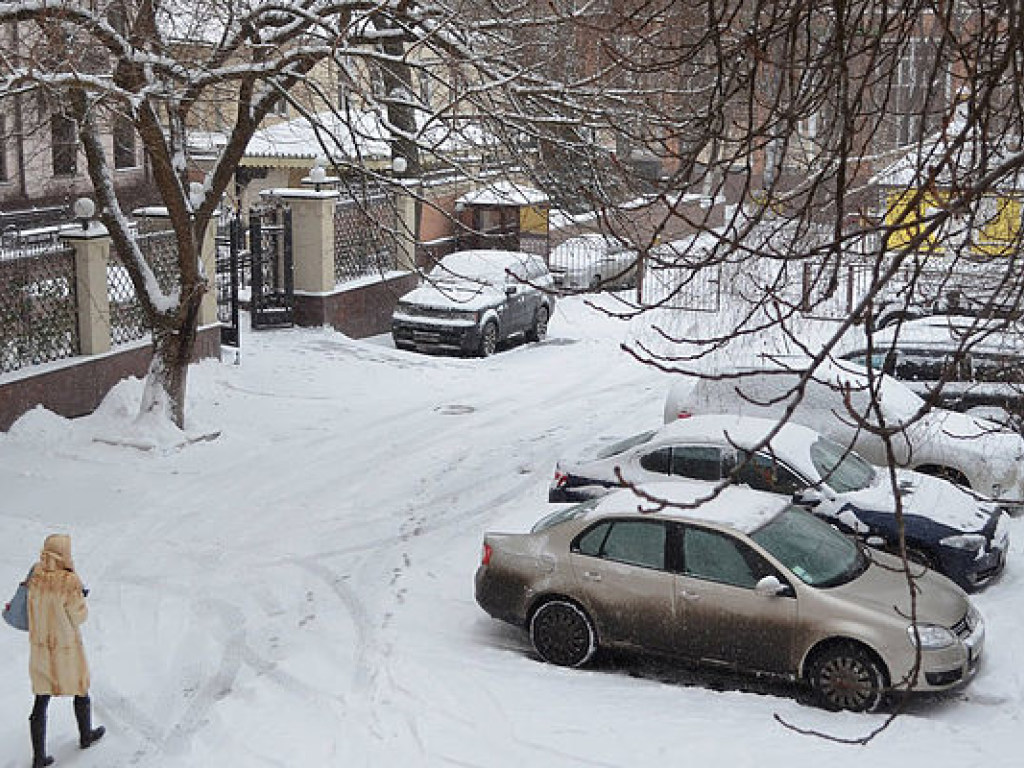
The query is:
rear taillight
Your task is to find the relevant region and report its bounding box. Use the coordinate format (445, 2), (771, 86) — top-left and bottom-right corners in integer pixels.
(553, 470), (569, 488)
(675, 410), (692, 420)
(481, 542), (493, 566)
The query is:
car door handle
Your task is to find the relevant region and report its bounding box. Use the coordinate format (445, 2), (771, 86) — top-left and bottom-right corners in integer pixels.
(679, 590), (701, 601)
(583, 571), (602, 582)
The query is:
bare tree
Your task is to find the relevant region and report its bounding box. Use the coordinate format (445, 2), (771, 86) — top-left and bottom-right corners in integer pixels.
(0, 0), (526, 428)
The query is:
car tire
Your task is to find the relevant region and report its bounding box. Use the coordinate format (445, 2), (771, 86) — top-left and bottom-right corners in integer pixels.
(807, 641), (887, 712)
(527, 306), (549, 343)
(589, 274), (602, 291)
(530, 600), (597, 668)
(478, 321), (498, 357)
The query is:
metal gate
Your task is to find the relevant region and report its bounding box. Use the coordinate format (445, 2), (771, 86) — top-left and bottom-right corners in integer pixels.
(250, 206), (294, 329)
(215, 215), (242, 347)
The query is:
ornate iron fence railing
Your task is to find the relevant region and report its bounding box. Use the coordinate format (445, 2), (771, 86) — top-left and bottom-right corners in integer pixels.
(0, 243), (79, 374)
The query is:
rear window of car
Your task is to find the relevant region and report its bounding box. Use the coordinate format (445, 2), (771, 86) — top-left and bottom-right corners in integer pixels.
(597, 430), (657, 459)
(531, 499), (601, 533)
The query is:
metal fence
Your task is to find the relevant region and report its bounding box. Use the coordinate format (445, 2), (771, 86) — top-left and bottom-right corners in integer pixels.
(0, 243), (79, 374)
(642, 263), (722, 311)
(0, 228), (183, 374)
(333, 189), (399, 283)
(107, 230), (180, 347)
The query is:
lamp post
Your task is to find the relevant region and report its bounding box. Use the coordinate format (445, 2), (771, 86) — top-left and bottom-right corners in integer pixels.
(301, 157), (337, 193)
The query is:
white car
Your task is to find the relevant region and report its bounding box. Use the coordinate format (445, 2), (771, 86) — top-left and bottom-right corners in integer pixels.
(663, 358), (1024, 512)
(548, 234), (637, 291)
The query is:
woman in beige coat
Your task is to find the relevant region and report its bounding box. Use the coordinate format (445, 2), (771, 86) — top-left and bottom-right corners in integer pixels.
(27, 534), (104, 767)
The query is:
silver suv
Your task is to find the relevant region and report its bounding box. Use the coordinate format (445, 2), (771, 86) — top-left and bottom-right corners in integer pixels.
(476, 482), (985, 712)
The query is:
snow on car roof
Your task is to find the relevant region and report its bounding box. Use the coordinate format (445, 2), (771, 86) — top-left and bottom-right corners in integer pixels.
(681, 357), (926, 421)
(591, 482), (788, 533)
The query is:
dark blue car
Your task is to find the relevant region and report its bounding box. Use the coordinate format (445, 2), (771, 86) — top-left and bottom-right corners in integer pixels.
(549, 414), (1010, 591)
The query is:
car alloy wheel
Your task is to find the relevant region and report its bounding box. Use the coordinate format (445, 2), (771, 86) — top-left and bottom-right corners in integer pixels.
(530, 600), (596, 667)
(809, 642), (886, 712)
(528, 306), (549, 342)
(479, 321), (498, 357)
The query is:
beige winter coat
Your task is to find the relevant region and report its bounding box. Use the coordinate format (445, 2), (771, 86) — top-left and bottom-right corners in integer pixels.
(27, 534), (90, 696)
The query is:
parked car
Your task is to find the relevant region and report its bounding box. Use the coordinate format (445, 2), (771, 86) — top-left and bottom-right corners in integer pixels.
(392, 250), (555, 356)
(872, 286), (1022, 330)
(548, 235), (637, 291)
(549, 414), (1009, 590)
(476, 483), (985, 712)
(663, 358), (1024, 513)
(839, 315), (1024, 431)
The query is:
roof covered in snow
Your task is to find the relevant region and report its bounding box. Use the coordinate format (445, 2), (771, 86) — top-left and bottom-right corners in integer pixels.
(456, 181), (549, 207)
(872, 108), (1024, 190)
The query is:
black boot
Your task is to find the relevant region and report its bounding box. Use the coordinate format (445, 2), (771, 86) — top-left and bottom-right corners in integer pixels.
(73, 696), (105, 750)
(28, 712), (54, 767)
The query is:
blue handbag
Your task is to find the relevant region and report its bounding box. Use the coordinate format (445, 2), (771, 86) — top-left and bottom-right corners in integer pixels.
(3, 568), (33, 631)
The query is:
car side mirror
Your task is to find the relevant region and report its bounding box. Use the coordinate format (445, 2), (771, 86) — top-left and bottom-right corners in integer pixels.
(755, 575), (790, 597)
(792, 487), (823, 508)
(505, 284), (518, 296)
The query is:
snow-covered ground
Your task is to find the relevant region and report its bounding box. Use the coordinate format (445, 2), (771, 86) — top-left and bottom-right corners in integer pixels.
(1, 295), (1021, 767)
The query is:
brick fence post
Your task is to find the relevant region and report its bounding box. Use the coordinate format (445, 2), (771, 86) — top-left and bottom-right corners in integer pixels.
(61, 222), (112, 356)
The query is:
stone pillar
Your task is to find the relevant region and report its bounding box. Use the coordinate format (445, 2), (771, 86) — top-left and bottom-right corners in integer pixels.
(62, 223), (112, 356)
(197, 222), (218, 326)
(265, 188), (339, 293)
(395, 183), (419, 273)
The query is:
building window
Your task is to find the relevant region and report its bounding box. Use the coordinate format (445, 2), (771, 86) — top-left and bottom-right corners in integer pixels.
(885, 37), (950, 148)
(51, 114), (77, 177)
(113, 116), (136, 169)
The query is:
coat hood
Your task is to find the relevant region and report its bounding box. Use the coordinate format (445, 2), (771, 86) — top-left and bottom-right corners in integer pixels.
(39, 533), (74, 572)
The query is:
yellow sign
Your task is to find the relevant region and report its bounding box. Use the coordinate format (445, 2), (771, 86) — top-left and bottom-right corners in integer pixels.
(520, 205), (549, 235)
(886, 189), (1021, 257)
(973, 196), (1021, 256)
(885, 189), (945, 251)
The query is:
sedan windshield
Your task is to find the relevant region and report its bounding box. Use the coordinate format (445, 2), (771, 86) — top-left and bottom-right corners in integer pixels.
(808, 437), (876, 493)
(750, 506), (866, 587)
